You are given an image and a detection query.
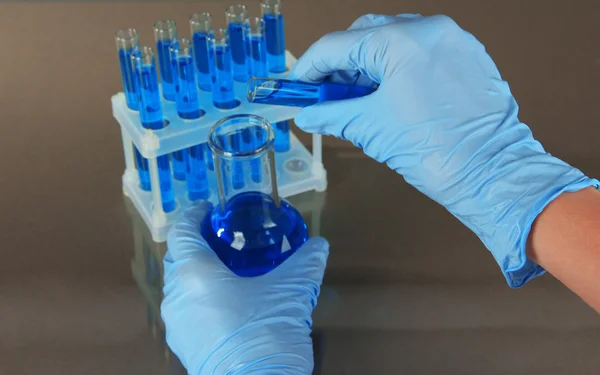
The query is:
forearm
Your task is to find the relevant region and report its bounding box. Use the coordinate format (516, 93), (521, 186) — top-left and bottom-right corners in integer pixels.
(528, 187), (600, 312)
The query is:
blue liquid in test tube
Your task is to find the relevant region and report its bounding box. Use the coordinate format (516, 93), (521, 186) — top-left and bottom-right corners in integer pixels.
(244, 17), (269, 78)
(187, 144), (210, 200)
(204, 144), (215, 170)
(274, 120), (290, 152)
(226, 5), (249, 82)
(171, 151), (188, 181)
(247, 77), (377, 107)
(115, 28), (151, 190)
(261, 0), (286, 73)
(132, 46), (176, 213)
(115, 29), (139, 111)
(153, 20), (178, 101)
(190, 12), (213, 92)
(208, 28), (240, 110)
(170, 38), (204, 120)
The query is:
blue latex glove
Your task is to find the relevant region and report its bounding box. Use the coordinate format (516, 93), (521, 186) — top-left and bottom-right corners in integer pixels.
(291, 14), (598, 287)
(161, 202), (329, 374)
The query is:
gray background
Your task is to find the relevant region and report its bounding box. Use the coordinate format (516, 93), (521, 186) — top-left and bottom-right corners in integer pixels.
(1, 1), (599, 374)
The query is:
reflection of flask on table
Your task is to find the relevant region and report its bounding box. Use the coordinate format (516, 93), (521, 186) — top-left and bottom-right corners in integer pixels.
(131, 46), (176, 213)
(208, 28), (239, 110)
(260, 0), (286, 73)
(115, 28), (151, 191)
(225, 4), (249, 82)
(247, 77), (377, 107)
(189, 12), (213, 92)
(202, 115), (308, 277)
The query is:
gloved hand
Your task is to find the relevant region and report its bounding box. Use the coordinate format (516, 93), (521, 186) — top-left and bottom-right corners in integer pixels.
(161, 202), (329, 375)
(291, 14), (598, 287)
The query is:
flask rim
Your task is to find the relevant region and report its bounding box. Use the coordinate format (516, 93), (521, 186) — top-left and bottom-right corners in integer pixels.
(208, 114), (275, 158)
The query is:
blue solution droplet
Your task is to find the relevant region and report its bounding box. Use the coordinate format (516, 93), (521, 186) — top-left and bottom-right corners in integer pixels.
(202, 191), (308, 277)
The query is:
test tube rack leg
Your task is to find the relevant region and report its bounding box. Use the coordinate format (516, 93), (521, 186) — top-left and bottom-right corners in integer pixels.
(114, 51), (327, 242)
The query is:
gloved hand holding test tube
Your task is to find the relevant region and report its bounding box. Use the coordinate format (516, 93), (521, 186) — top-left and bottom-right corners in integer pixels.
(247, 76), (377, 107)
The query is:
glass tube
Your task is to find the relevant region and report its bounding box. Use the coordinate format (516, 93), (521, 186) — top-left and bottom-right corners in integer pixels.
(170, 38), (204, 120)
(189, 12), (213, 92)
(187, 144), (210, 200)
(225, 4), (249, 82)
(274, 120), (290, 152)
(115, 28), (140, 111)
(115, 28), (150, 190)
(153, 20), (178, 101)
(247, 77), (377, 107)
(208, 28), (240, 110)
(131, 46), (176, 213)
(243, 17), (268, 77)
(201, 114), (308, 277)
(260, 0), (286, 73)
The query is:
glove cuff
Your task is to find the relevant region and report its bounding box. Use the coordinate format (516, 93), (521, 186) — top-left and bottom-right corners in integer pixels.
(456, 149), (599, 287)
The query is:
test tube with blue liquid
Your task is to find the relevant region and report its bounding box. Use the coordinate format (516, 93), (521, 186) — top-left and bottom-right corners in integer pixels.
(242, 17), (270, 173)
(153, 20), (178, 101)
(247, 77), (377, 107)
(170, 38), (204, 120)
(189, 12), (213, 92)
(208, 28), (239, 110)
(170, 38), (210, 201)
(202, 115), (308, 277)
(226, 4), (249, 82)
(131, 46), (176, 213)
(115, 28), (151, 191)
(261, 0), (286, 73)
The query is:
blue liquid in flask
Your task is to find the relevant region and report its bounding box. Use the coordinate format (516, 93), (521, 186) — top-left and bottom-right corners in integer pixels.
(264, 13), (286, 73)
(202, 191), (308, 277)
(192, 32), (212, 91)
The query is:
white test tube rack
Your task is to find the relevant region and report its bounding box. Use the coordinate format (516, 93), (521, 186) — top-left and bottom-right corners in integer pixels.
(113, 51), (328, 242)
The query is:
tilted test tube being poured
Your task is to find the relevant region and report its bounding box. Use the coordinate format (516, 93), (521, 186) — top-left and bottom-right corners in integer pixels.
(201, 114), (308, 277)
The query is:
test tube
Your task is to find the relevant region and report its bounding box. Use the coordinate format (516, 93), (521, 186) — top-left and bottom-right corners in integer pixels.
(260, 0), (286, 73)
(225, 4), (249, 82)
(115, 28), (151, 190)
(115, 28), (140, 111)
(247, 77), (377, 107)
(204, 144), (215, 170)
(243, 17), (268, 77)
(189, 12), (213, 92)
(131, 46), (176, 213)
(170, 38), (204, 120)
(153, 20), (178, 101)
(187, 144), (210, 200)
(208, 28), (240, 110)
